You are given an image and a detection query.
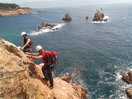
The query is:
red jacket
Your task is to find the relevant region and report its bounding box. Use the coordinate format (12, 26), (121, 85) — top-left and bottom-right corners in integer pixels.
(40, 50), (57, 65)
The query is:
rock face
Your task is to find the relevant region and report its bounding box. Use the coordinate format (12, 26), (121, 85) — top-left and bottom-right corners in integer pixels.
(0, 38), (88, 99)
(0, 3), (33, 16)
(62, 13), (72, 21)
(122, 71), (132, 99)
(36, 22), (56, 31)
(92, 10), (106, 21)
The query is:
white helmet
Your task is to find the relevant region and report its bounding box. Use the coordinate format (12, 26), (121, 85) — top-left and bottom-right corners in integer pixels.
(36, 45), (43, 51)
(21, 32), (27, 36)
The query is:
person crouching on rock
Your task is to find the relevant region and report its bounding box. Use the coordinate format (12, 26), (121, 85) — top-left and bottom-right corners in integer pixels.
(21, 32), (32, 53)
(28, 45), (57, 89)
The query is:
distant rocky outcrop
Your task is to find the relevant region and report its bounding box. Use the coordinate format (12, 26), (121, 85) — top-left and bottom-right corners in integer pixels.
(0, 3), (33, 16)
(36, 22), (56, 31)
(62, 13), (72, 21)
(0, 38), (88, 99)
(92, 10), (107, 21)
(122, 71), (132, 99)
(37, 10), (45, 12)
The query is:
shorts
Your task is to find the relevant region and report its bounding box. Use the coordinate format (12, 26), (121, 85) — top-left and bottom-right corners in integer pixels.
(23, 47), (32, 53)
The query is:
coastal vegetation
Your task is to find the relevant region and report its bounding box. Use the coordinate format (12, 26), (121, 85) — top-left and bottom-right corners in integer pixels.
(0, 3), (21, 10)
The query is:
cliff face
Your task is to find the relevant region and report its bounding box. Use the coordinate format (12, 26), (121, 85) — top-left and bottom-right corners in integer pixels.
(0, 38), (88, 99)
(0, 3), (33, 16)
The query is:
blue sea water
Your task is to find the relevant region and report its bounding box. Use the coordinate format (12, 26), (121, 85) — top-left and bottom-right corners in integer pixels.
(1, 3), (132, 98)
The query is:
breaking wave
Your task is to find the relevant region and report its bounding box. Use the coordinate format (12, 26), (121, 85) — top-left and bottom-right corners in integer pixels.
(95, 64), (131, 99)
(29, 23), (65, 36)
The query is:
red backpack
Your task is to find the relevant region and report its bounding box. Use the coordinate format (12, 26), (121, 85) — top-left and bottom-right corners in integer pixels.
(29, 38), (33, 48)
(45, 51), (57, 65)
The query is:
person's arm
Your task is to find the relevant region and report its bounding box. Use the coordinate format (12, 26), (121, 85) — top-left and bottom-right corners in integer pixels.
(22, 38), (30, 49)
(28, 53), (39, 56)
(27, 55), (42, 59)
(31, 55), (42, 59)
(20, 42), (24, 49)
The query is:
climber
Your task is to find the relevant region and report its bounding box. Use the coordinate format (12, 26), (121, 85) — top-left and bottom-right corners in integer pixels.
(20, 32), (32, 53)
(28, 45), (57, 89)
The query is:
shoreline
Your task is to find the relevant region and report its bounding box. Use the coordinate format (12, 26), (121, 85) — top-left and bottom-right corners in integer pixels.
(0, 9), (33, 16)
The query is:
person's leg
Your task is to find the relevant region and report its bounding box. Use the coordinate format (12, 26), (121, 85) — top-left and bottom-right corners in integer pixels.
(47, 69), (53, 88)
(42, 66), (49, 80)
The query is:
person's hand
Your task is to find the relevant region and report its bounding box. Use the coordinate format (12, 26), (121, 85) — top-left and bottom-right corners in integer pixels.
(21, 47), (24, 50)
(27, 53), (31, 55)
(27, 55), (32, 58)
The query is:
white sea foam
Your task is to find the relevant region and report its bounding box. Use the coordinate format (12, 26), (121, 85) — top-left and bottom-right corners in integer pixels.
(29, 23), (65, 36)
(115, 72), (122, 81)
(96, 66), (129, 99)
(92, 16), (110, 24)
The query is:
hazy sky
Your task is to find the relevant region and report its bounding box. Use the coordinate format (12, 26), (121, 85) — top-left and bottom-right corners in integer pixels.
(0, 0), (132, 8)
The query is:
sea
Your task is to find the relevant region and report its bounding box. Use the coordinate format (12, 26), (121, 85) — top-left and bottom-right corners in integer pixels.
(1, 3), (132, 99)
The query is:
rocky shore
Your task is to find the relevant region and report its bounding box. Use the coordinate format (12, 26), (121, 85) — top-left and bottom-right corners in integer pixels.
(122, 71), (132, 98)
(0, 9), (33, 16)
(0, 3), (33, 16)
(0, 38), (88, 99)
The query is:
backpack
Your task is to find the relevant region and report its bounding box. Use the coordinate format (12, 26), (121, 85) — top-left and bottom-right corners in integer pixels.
(24, 37), (33, 48)
(29, 38), (33, 48)
(45, 51), (57, 66)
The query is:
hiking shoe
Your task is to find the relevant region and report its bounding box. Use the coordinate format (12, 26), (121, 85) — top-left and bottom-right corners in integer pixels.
(42, 78), (49, 81)
(49, 86), (53, 89)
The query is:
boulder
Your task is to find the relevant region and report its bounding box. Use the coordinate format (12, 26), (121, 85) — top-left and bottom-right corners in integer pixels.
(122, 74), (132, 84)
(62, 13), (72, 21)
(128, 71), (132, 81)
(37, 22), (56, 31)
(122, 71), (132, 99)
(61, 74), (72, 83)
(121, 71), (132, 84)
(37, 22), (48, 30)
(0, 38), (88, 99)
(125, 88), (132, 99)
(92, 10), (106, 21)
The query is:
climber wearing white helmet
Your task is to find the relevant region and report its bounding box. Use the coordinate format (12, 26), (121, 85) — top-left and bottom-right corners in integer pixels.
(21, 32), (32, 53)
(28, 45), (58, 89)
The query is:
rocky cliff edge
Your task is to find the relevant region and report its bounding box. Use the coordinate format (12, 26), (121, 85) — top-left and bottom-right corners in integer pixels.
(0, 38), (88, 99)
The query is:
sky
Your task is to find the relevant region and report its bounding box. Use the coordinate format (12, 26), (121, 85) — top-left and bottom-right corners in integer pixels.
(0, 0), (132, 8)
